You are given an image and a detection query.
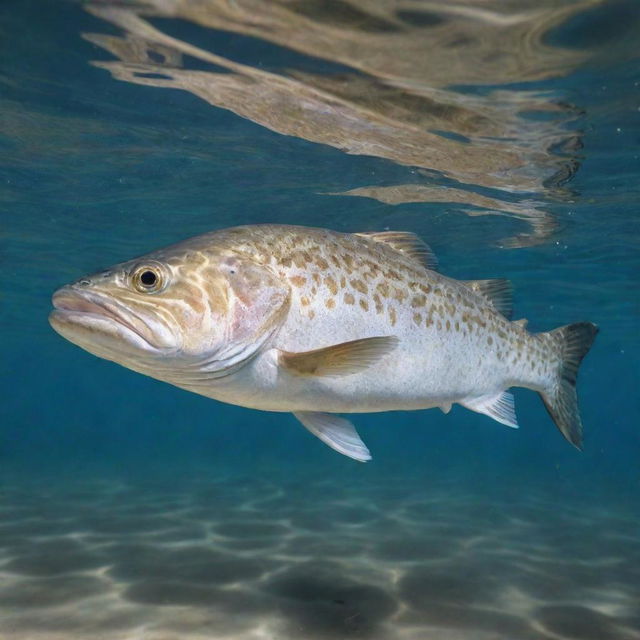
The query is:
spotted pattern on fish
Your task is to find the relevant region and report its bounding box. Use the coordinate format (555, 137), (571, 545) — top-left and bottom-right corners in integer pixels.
(49, 224), (597, 461)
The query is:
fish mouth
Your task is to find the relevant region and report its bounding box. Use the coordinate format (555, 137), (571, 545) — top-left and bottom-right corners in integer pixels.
(49, 287), (155, 352)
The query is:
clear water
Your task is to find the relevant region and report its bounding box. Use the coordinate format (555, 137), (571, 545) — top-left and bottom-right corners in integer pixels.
(1, 1), (639, 638)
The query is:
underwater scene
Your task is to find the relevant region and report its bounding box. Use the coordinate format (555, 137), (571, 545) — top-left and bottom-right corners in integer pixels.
(1, 1), (639, 639)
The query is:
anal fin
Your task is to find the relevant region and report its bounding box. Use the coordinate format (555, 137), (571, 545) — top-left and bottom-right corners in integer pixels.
(460, 391), (518, 428)
(294, 412), (371, 462)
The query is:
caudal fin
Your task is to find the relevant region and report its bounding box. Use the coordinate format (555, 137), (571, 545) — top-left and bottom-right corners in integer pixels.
(539, 322), (598, 449)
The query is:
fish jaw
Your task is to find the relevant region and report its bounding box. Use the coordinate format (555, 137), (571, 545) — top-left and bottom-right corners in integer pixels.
(49, 286), (177, 361)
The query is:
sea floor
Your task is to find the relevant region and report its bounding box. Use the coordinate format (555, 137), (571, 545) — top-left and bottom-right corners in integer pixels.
(0, 473), (638, 640)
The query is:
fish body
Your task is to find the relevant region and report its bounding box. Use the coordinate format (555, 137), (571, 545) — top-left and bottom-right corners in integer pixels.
(50, 225), (597, 461)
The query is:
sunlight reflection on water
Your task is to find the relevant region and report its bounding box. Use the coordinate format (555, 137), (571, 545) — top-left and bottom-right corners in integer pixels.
(81, 0), (597, 248)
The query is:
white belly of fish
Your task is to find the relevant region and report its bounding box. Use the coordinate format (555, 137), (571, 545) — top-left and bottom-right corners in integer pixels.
(200, 333), (513, 415)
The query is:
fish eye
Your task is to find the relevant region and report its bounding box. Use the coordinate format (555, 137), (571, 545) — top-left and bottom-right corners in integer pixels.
(131, 263), (166, 293)
(140, 270), (157, 286)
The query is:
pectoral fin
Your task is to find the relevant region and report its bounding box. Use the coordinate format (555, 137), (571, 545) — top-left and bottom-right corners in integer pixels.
(460, 391), (519, 428)
(294, 412), (371, 462)
(279, 336), (398, 377)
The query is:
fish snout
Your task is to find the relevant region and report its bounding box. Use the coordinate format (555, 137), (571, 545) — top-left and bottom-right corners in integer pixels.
(69, 269), (114, 289)
(50, 285), (169, 353)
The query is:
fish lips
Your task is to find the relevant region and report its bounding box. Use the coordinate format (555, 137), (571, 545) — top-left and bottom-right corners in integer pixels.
(49, 287), (163, 355)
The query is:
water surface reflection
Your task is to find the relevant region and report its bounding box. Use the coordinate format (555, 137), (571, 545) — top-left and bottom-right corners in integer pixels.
(82, 0), (603, 247)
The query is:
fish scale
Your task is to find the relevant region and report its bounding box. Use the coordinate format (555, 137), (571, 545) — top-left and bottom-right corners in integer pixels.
(232, 228), (546, 393)
(49, 224), (597, 461)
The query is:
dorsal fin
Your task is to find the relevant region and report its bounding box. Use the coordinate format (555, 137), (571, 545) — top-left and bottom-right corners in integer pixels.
(355, 231), (438, 271)
(462, 279), (513, 320)
(514, 318), (528, 329)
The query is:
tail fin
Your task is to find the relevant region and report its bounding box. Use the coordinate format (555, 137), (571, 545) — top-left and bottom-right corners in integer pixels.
(540, 322), (598, 449)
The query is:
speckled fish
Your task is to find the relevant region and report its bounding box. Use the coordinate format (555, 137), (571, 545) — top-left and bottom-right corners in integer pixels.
(49, 225), (598, 461)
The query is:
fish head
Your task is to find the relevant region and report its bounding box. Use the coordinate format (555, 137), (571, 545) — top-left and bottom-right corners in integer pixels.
(49, 245), (290, 380)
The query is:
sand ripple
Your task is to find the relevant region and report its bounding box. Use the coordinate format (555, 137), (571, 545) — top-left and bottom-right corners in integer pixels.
(0, 477), (638, 639)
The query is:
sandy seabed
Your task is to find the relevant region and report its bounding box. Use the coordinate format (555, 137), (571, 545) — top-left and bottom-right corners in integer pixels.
(0, 473), (638, 640)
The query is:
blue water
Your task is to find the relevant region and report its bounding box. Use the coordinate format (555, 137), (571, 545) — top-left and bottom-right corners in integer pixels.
(1, 1), (639, 638)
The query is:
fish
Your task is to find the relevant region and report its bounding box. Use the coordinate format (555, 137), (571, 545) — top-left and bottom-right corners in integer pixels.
(49, 224), (598, 461)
